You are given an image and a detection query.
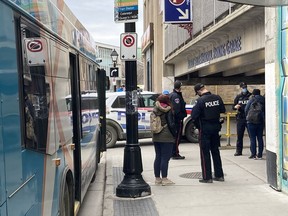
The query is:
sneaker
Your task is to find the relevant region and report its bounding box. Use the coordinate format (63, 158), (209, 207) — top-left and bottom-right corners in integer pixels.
(161, 178), (175, 186)
(255, 156), (263, 160)
(199, 179), (213, 183)
(172, 154), (185, 160)
(248, 155), (256, 159)
(155, 178), (162, 185)
(234, 152), (242, 156)
(213, 177), (225, 182)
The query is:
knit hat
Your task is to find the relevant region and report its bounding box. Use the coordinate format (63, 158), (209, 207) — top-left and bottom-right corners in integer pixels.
(162, 90), (170, 95)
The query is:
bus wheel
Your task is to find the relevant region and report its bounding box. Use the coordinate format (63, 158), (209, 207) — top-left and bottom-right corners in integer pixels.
(185, 121), (199, 143)
(60, 181), (72, 216)
(106, 125), (117, 148)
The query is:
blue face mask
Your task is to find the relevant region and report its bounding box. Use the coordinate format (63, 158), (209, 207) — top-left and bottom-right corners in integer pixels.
(242, 88), (247, 93)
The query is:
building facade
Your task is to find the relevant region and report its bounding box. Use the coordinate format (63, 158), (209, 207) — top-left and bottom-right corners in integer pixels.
(142, 1), (265, 98)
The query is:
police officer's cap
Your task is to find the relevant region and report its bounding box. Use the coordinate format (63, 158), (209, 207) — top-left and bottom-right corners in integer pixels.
(239, 82), (247, 88)
(174, 81), (182, 89)
(194, 83), (205, 95)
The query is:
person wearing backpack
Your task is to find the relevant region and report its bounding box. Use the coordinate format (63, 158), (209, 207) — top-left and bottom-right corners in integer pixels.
(245, 89), (265, 159)
(151, 94), (176, 186)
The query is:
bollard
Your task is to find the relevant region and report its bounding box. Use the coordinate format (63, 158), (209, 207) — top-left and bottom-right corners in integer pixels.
(226, 112), (231, 146)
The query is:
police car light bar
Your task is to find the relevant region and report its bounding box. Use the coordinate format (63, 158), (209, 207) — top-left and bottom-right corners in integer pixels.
(218, 0), (288, 6)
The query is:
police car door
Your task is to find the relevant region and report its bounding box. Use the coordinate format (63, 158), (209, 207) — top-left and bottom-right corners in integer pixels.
(137, 93), (158, 134)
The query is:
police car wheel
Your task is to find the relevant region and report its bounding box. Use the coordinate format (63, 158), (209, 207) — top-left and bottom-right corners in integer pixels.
(106, 125), (117, 148)
(185, 121), (199, 143)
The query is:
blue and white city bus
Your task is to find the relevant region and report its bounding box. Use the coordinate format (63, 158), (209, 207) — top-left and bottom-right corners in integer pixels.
(0, 0), (105, 215)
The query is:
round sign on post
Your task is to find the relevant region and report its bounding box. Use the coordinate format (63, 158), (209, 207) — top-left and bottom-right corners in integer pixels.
(120, 33), (137, 61)
(169, 0), (185, 6)
(123, 35), (135, 47)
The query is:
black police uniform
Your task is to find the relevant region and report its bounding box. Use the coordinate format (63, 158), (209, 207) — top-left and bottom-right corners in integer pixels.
(233, 91), (251, 155)
(191, 92), (226, 181)
(169, 89), (187, 158)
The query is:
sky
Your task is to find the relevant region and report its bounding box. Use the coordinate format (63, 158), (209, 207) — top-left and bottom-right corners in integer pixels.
(65, 0), (143, 47)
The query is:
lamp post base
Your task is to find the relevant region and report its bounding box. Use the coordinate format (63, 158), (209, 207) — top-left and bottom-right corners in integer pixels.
(116, 174), (151, 198)
(116, 145), (151, 198)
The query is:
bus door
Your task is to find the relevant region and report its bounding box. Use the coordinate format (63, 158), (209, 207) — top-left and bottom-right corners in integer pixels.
(0, 9), (43, 216)
(4, 17), (50, 215)
(70, 53), (82, 203)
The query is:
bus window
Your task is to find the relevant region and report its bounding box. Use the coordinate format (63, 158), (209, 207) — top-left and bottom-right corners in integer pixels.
(23, 66), (50, 152)
(24, 90), (36, 148)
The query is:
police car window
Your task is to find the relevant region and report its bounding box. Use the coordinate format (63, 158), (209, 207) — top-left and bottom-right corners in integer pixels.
(141, 94), (158, 107)
(89, 99), (98, 109)
(81, 98), (99, 110)
(138, 95), (145, 107)
(112, 96), (126, 108)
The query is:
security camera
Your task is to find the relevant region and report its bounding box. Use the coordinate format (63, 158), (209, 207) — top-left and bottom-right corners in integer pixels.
(96, 58), (102, 63)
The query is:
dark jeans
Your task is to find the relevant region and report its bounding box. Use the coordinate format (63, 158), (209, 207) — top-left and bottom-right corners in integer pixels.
(172, 120), (183, 156)
(154, 142), (174, 178)
(236, 118), (248, 153)
(247, 123), (264, 157)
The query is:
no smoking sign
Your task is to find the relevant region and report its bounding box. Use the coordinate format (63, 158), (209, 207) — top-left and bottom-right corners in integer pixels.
(120, 33), (137, 61)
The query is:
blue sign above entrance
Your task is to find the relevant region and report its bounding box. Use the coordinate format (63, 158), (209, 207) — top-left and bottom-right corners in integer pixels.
(164, 0), (192, 23)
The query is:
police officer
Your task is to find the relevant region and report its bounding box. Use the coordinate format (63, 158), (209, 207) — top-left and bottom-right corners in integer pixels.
(191, 83), (226, 183)
(233, 82), (251, 156)
(169, 81), (187, 159)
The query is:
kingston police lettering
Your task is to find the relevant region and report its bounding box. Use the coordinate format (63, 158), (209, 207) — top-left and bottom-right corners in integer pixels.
(205, 100), (219, 107)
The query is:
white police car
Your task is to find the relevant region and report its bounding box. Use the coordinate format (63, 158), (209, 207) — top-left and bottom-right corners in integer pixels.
(104, 91), (198, 148)
(72, 91), (198, 148)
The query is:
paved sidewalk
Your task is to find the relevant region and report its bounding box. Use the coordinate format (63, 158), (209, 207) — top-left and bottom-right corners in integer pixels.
(103, 138), (288, 216)
(102, 138), (288, 216)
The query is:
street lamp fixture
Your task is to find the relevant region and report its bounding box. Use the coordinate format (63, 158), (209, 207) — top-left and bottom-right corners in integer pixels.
(110, 49), (119, 67)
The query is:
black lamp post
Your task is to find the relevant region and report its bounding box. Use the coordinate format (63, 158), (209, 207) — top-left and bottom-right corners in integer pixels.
(115, 22), (151, 198)
(111, 49), (118, 92)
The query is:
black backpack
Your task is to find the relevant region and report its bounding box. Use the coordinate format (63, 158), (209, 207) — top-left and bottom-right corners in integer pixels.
(166, 110), (177, 137)
(246, 100), (263, 124)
